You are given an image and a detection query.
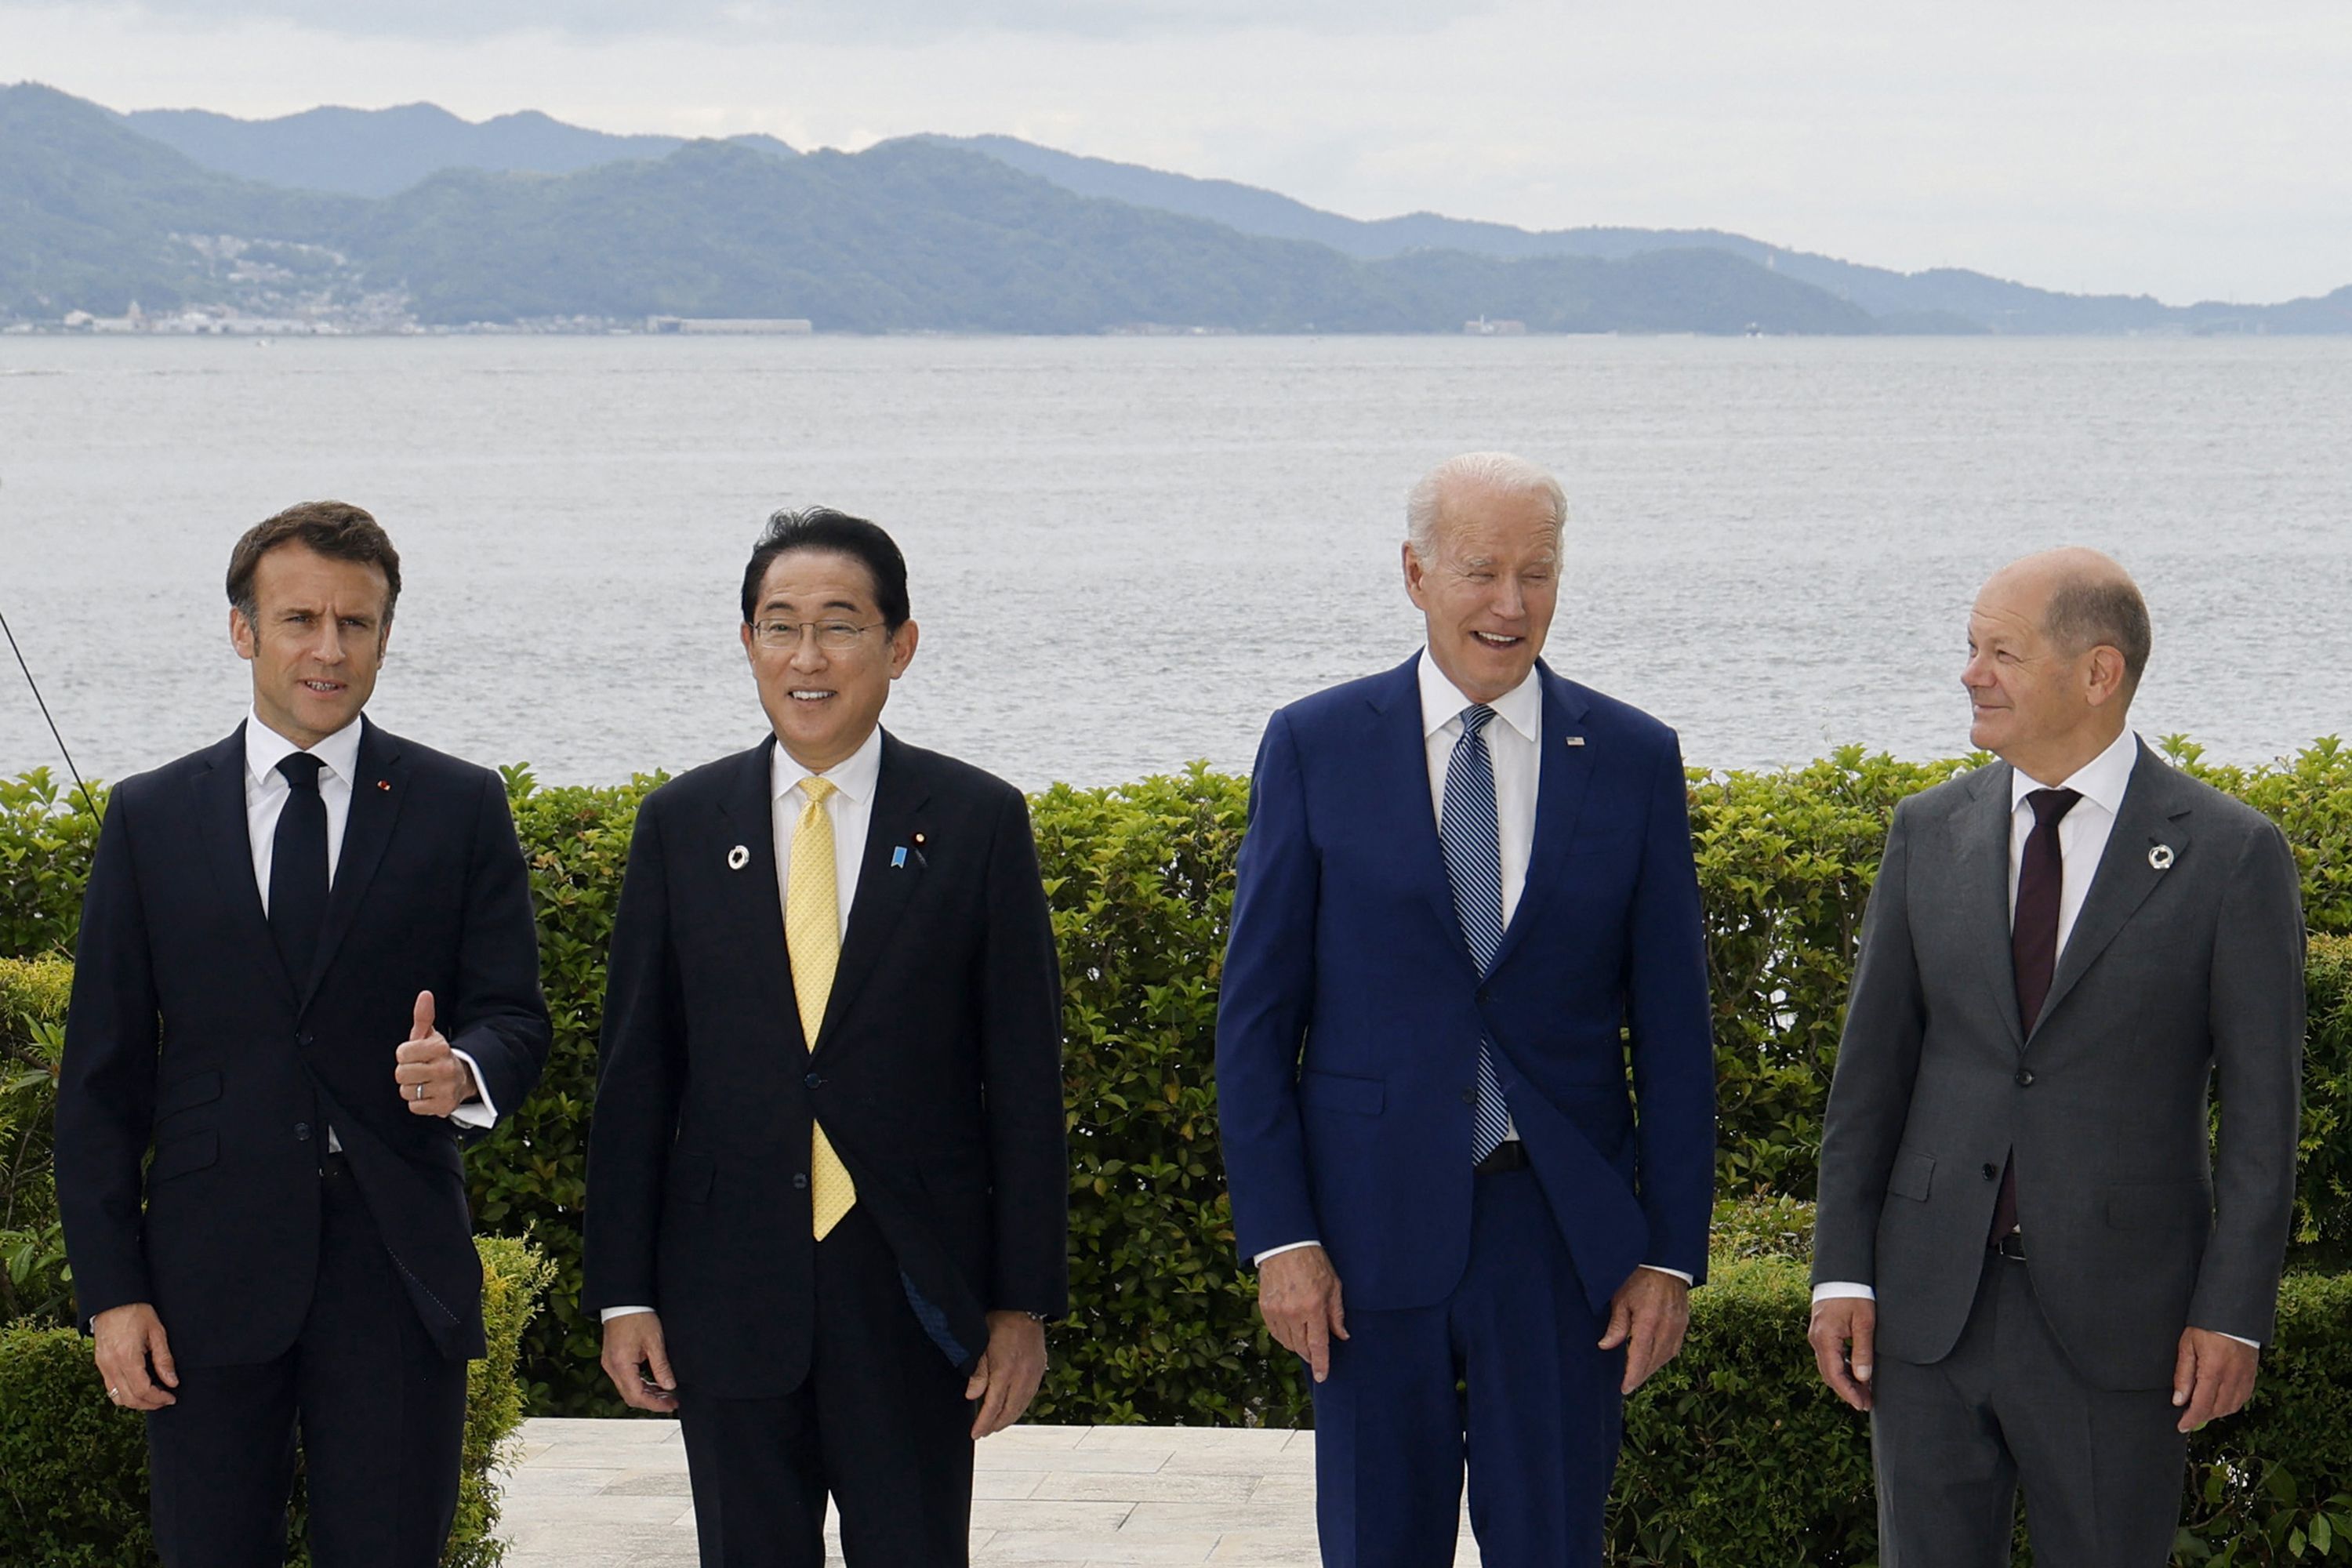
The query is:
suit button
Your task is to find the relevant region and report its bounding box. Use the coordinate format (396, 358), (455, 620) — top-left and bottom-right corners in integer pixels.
(298, 1033), (314, 1048)
(294, 1123), (312, 1142)
(1981, 1163), (1997, 1181)
(805, 1072), (821, 1089)
(2016, 1069), (2035, 1087)
(1475, 987), (1491, 1004)
(792, 1174), (810, 1190)
(1462, 1086), (1478, 1105)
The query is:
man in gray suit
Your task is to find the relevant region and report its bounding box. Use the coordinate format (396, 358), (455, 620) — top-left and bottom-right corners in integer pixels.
(1809, 547), (2306, 1565)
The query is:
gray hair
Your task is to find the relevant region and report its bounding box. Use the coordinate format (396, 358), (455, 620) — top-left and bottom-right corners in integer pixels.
(1406, 452), (1568, 561)
(2045, 572), (2152, 690)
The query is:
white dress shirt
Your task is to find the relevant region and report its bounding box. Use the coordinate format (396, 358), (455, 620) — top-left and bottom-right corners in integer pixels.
(1811, 731), (2246, 1342)
(600, 725), (884, 1325)
(1259, 655), (1690, 1286)
(241, 710), (496, 1141)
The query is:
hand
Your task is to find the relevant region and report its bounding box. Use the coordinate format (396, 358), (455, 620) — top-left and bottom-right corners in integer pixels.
(1599, 1268), (1691, 1395)
(93, 1302), (179, 1411)
(394, 990), (476, 1117)
(1809, 1296), (1877, 1412)
(1257, 1244), (1348, 1383)
(601, 1311), (679, 1413)
(2173, 1327), (2259, 1432)
(965, 1311), (1048, 1439)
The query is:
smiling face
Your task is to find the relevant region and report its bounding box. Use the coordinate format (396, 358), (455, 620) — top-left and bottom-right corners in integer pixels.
(1403, 481), (1561, 704)
(229, 543), (391, 748)
(1961, 557), (2129, 781)
(741, 547), (918, 772)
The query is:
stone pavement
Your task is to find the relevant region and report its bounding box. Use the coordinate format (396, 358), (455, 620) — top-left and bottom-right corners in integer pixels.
(495, 1417), (1484, 1566)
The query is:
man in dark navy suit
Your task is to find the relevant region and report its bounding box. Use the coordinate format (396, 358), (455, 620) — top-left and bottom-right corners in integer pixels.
(1217, 452), (1716, 1566)
(55, 501), (550, 1567)
(586, 506), (1067, 1567)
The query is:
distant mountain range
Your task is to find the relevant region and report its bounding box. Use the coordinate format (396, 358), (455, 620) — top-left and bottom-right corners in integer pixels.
(124, 102), (798, 199)
(5, 82), (2347, 336)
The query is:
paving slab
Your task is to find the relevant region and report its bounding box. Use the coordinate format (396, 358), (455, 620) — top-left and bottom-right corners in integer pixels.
(493, 1417), (1489, 1567)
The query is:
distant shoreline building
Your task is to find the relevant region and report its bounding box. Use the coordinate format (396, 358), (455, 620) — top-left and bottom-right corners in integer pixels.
(1464, 316), (1527, 336)
(645, 316), (814, 335)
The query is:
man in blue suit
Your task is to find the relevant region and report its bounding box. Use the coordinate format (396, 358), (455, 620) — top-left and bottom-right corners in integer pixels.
(1217, 452), (1716, 1566)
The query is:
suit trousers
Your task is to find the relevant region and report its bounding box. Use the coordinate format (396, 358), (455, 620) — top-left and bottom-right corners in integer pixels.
(677, 1203), (977, 1568)
(1308, 1165), (1624, 1568)
(143, 1154), (468, 1568)
(1873, 1252), (2190, 1568)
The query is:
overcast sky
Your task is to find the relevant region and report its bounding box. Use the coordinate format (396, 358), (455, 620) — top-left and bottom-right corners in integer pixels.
(10, 1), (2350, 304)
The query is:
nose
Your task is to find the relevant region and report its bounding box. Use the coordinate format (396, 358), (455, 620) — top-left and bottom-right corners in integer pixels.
(1960, 650), (1991, 690)
(312, 620), (348, 665)
(1490, 575), (1527, 620)
(788, 631), (829, 672)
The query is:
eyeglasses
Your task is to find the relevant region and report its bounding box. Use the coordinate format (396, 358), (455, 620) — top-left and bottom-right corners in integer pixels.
(750, 619), (880, 652)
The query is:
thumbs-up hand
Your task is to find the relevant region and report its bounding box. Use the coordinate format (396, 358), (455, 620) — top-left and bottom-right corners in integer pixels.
(394, 989), (474, 1117)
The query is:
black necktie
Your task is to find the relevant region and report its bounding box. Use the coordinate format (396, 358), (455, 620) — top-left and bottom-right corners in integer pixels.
(270, 752), (328, 989)
(1990, 786), (2082, 1241)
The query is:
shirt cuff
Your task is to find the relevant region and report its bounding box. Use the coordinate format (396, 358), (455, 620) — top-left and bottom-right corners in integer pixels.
(1639, 1265), (1694, 1285)
(599, 1306), (657, 1323)
(449, 1049), (498, 1129)
(1812, 1282), (1876, 1303)
(2212, 1330), (2260, 1348)
(1253, 1240), (1322, 1267)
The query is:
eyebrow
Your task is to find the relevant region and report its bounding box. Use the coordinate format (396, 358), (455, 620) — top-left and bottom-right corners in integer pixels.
(760, 596), (866, 615)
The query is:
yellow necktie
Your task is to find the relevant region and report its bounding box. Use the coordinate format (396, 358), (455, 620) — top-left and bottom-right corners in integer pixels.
(786, 776), (857, 1240)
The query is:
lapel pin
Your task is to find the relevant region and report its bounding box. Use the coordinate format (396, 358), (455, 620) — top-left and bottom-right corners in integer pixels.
(2149, 844), (2175, 870)
(913, 831), (927, 846)
(727, 844), (750, 871)
(1563, 736), (1586, 748)
(891, 846), (908, 869)
(376, 779), (391, 790)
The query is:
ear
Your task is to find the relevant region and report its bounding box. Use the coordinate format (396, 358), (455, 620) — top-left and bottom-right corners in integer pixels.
(1402, 541), (1429, 609)
(2083, 644), (2129, 709)
(887, 619), (920, 680)
(230, 606), (257, 662)
(739, 621), (758, 666)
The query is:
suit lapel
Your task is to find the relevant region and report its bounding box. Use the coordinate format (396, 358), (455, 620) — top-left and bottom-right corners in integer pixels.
(1485, 665), (1595, 977)
(816, 731), (931, 1051)
(190, 724), (294, 1009)
(303, 717), (405, 1012)
(1368, 657), (1475, 974)
(1954, 761), (2027, 1051)
(713, 739), (799, 1045)
(2031, 742), (2191, 1041)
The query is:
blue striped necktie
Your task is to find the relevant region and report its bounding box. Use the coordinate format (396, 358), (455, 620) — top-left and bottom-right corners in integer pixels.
(1439, 704), (1514, 1163)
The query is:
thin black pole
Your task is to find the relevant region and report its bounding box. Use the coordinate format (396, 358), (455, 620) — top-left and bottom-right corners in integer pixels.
(0, 606), (102, 821)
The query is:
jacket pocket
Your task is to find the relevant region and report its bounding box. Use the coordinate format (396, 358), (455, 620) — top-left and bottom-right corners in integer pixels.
(1886, 1147), (1935, 1202)
(148, 1130), (219, 1184)
(154, 1069), (222, 1123)
(1298, 1069), (1385, 1116)
(2104, 1181), (2211, 1230)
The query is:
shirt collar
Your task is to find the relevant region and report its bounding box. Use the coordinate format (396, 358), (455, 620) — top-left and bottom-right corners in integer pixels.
(771, 723), (885, 808)
(245, 706), (365, 788)
(2011, 726), (2140, 817)
(1417, 649), (1542, 744)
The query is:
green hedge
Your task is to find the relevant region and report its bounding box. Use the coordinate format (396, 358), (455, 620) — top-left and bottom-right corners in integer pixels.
(1611, 1255), (2352, 1567)
(1, 956), (73, 1323)
(5, 742), (2348, 1428)
(0, 1232), (549, 1567)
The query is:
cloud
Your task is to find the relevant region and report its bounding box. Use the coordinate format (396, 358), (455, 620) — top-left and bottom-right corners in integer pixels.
(115, 0), (1490, 43)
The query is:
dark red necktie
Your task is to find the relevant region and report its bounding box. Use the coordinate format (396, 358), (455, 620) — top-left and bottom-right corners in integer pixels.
(1990, 786), (2082, 1243)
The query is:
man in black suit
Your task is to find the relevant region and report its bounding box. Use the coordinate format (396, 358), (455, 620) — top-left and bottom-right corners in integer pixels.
(54, 501), (551, 1568)
(586, 506), (1068, 1568)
